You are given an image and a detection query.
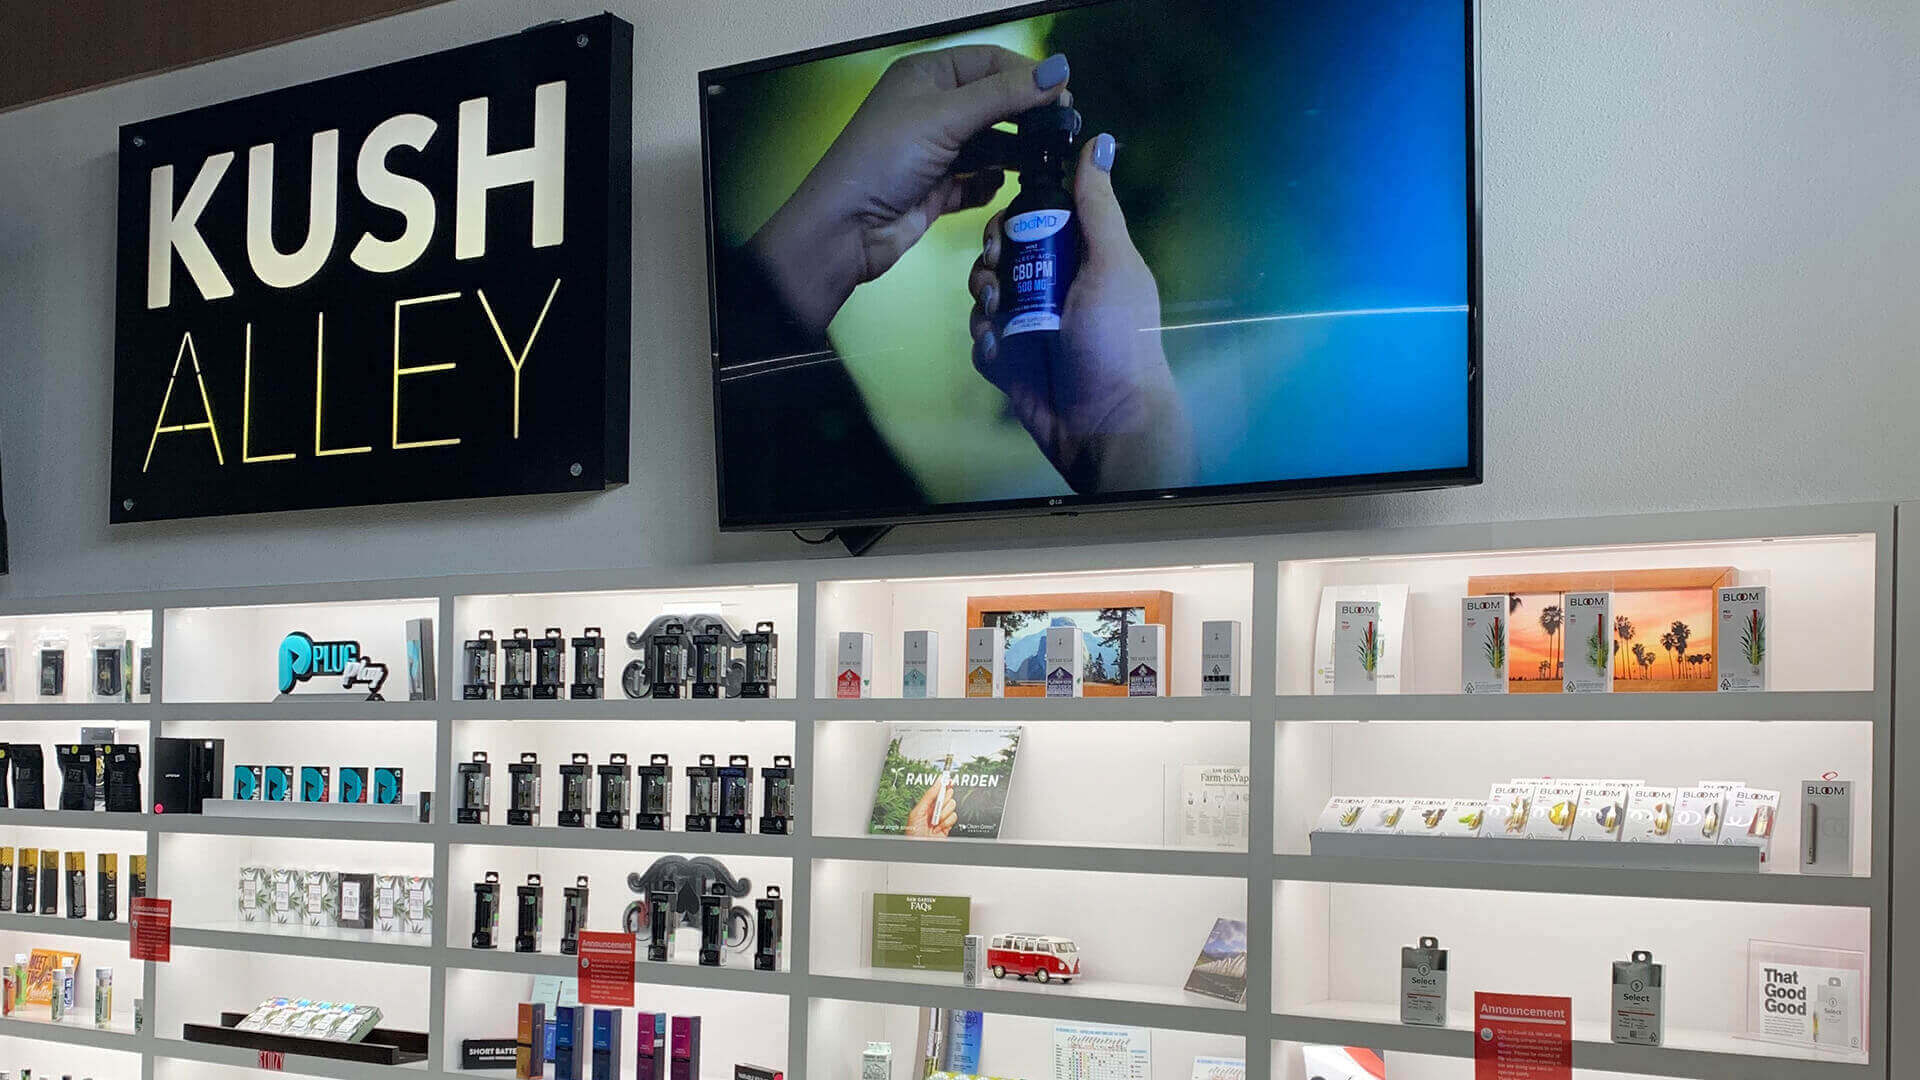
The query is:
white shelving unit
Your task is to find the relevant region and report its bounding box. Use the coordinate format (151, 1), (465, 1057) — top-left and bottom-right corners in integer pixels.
(0, 502), (1900, 1080)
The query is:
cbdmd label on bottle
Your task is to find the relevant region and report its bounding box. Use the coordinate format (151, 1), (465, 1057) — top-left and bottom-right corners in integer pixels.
(1001, 210), (1076, 335)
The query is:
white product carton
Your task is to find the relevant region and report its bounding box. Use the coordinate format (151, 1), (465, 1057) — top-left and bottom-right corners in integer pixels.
(1460, 596), (1509, 694)
(1399, 937), (1448, 1026)
(1801, 779), (1854, 876)
(1716, 585), (1769, 692)
(1199, 620), (1242, 697)
(373, 874), (404, 933)
(901, 631), (938, 699)
(1483, 784), (1535, 838)
(1438, 799), (1487, 838)
(1611, 950), (1665, 1046)
(1569, 784), (1632, 842)
(1526, 783), (1585, 839)
(239, 866), (266, 922)
(1332, 601), (1383, 693)
(1044, 626), (1084, 698)
(1721, 788), (1782, 864)
(1560, 591), (1613, 693)
(1125, 623), (1167, 697)
(1673, 787), (1728, 845)
(1400, 798), (1455, 836)
(1622, 787), (1680, 844)
(302, 869), (339, 928)
(1355, 796), (1410, 835)
(964, 627), (1004, 699)
(269, 868), (302, 925)
(1313, 797), (1369, 834)
(835, 632), (872, 700)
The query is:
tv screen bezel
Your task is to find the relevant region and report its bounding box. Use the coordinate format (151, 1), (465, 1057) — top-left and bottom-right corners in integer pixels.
(699, 0), (1482, 532)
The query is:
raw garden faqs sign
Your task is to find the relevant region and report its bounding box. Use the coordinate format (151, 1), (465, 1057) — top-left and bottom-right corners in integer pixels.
(110, 16), (632, 522)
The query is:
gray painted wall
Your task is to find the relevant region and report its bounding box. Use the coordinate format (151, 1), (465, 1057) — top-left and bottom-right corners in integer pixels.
(1, 0), (1914, 599)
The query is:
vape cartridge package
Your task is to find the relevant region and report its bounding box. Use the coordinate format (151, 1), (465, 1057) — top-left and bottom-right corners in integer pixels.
(553, 1005), (583, 1080)
(91, 628), (128, 703)
(1434, 799), (1485, 838)
(1460, 596), (1509, 693)
(965, 627), (1005, 698)
(264, 764), (293, 802)
(1526, 783), (1585, 840)
(15, 848), (36, 913)
(303, 869), (340, 927)
(0, 633), (9, 700)
(516, 1002), (547, 1079)
(649, 622), (690, 698)
(1399, 798), (1454, 836)
(1816, 972), (1860, 1050)
(902, 630), (939, 698)
(301, 765), (331, 802)
(595, 754), (630, 830)
(39, 632), (68, 699)
(1400, 936), (1449, 1026)
(1716, 585), (1769, 692)
(271, 867), (304, 925)
(1332, 601), (1383, 693)
(717, 755), (753, 834)
(337, 872), (375, 929)
(464, 630), (499, 700)
(39, 849), (59, 914)
(570, 628), (605, 700)
(508, 752), (542, 826)
(558, 754), (593, 828)
(238, 866), (267, 922)
(590, 1008), (622, 1080)
(532, 628), (567, 700)
(1570, 784), (1632, 842)
(130, 853), (147, 899)
(685, 754), (719, 832)
(94, 966), (113, 1028)
(1561, 591), (1613, 693)
(374, 874), (405, 933)
(404, 876), (433, 936)
(233, 764), (263, 801)
(739, 621), (778, 698)
(104, 743), (142, 812)
(0, 846), (10, 913)
(7, 743), (43, 808)
(1312, 797), (1368, 834)
(670, 1016), (700, 1080)
(1802, 779), (1854, 876)
(405, 617), (436, 701)
(699, 883), (728, 966)
(862, 1043), (893, 1080)
(55, 744), (96, 811)
(375, 766), (404, 805)
(1623, 787), (1680, 844)
(961, 933), (982, 987)
(755, 886), (783, 971)
(1355, 796), (1408, 835)
(473, 872), (501, 948)
(339, 766), (370, 804)
(647, 887), (676, 962)
(836, 631), (872, 699)
(63, 852), (85, 920)
(561, 876), (589, 956)
(457, 752), (492, 825)
(1484, 783), (1535, 839)
(636, 1013), (668, 1080)
(1722, 788), (1782, 864)
(759, 755), (794, 835)
(501, 629), (535, 700)
(0, 744), (9, 808)
(690, 630), (726, 699)
(515, 873), (544, 953)
(1673, 787), (1728, 845)
(1125, 623), (1167, 696)
(1200, 620), (1242, 697)
(1612, 950), (1664, 1046)
(636, 754), (672, 831)
(1044, 626), (1084, 697)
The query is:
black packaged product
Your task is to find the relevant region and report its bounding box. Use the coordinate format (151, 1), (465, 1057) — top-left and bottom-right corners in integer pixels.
(570, 627), (605, 700)
(755, 886), (783, 972)
(739, 621), (777, 699)
(735, 1067), (783, 1080)
(595, 753), (629, 830)
(500, 628), (534, 700)
(717, 755), (752, 834)
(648, 622), (688, 699)
(698, 882), (728, 967)
(558, 753), (592, 828)
(515, 873), (544, 953)
(9, 743), (45, 809)
(646, 886), (675, 962)
(94, 642), (125, 701)
(759, 755), (794, 836)
(690, 631), (724, 699)
(0, 743), (10, 807)
(457, 752), (492, 825)
(472, 871), (501, 948)
(40, 645), (65, 697)
(532, 628), (566, 701)
(337, 872), (375, 929)
(463, 1039), (518, 1070)
(684, 754), (718, 833)
(0, 845), (11, 912)
(636, 754), (671, 832)
(98, 853), (118, 921)
(507, 752), (541, 826)
(130, 854), (148, 898)
(15, 847), (36, 912)
(561, 875), (589, 956)
(104, 744), (143, 813)
(39, 848), (59, 914)
(65, 851), (86, 919)
(463, 629), (499, 700)
(57, 743), (97, 811)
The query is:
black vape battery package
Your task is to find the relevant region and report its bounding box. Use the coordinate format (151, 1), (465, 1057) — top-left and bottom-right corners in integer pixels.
(463, 629), (498, 700)
(94, 642), (125, 701)
(684, 755), (718, 833)
(501, 628), (534, 700)
(596, 754), (629, 830)
(739, 622), (777, 698)
(130, 854), (147, 899)
(647, 886), (675, 962)
(755, 886), (783, 972)
(649, 622), (688, 699)
(690, 631), (724, 699)
(698, 883), (728, 967)
(0, 844), (11, 912)
(97, 853), (118, 921)
(457, 752), (492, 825)
(338, 872), (375, 929)
(561, 875), (589, 956)
(104, 744), (142, 812)
(0, 744), (10, 808)
(233, 764), (264, 801)
(760, 755), (794, 836)
(153, 737), (223, 813)
(532, 628), (567, 701)
(56, 744), (96, 811)
(473, 871), (501, 948)
(515, 873), (544, 953)
(16, 847), (36, 912)
(636, 754), (671, 832)
(375, 766), (404, 804)
(508, 752), (541, 826)
(64, 851), (86, 919)
(339, 766), (369, 804)
(9, 744), (45, 809)
(40, 848), (59, 914)
(570, 627), (605, 700)
(717, 755), (752, 834)
(558, 754), (592, 828)
(40, 645), (65, 697)
(301, 765), (331, 802)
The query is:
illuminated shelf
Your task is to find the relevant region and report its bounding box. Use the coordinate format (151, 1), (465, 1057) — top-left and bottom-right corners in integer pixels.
(0, 911), (132, 941)
(1271, 689), (1880, 724)
(448, 824), (789, 856)
(446, 946), (793, 995)
(0, 1013), (146, 1052)
(0, 809), (149, 831)
(811, 967), (1244, 1037)
(812, 835), (1245, 877)
(1271, 853), (1877, 906)
(170, 922), (432, 965)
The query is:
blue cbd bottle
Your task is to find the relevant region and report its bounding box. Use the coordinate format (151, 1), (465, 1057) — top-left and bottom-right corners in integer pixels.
(996, 104), (1082, 363)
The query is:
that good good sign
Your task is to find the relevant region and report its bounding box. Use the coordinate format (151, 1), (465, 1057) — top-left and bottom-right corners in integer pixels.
(111, 16), (632, 521)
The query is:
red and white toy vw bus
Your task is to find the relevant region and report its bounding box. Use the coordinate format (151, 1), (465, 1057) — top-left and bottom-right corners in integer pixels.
(986, 933), (1081, 983)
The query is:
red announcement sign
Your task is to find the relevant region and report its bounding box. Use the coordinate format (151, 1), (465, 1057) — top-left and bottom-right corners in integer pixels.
(1474, 993), (1573, 1080)
(130, 898), (172, 962)
(576, 931), (635, 1007)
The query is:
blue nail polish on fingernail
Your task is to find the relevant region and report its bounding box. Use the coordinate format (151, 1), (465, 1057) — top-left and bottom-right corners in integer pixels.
(1033, 54), (1069, 90)
(1092, 133), (1116, 172)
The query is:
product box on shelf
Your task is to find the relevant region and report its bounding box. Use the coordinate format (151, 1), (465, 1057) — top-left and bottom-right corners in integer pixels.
(1802, 779), (1853, 875)
(1399, 798), (1454, 836)
(596, 754), (631, 830)
(1313, 797), (1367, 834)
(374, 874), (407, 933)
(718, 755), (753, 833)
(1723, 788), (1781, 864)
(1400, 936), (1448, 1026)
(239, 866), (267, 922)
(670, 1017), (700, 1080)
(464, 630), (499, 700)
(965, 627), (1005, 698)
(338, 872), (376, 929)
(740, 621), (778, 698)
(636, 1012), (668, 1080)
(1526, 783), (1583, 840)
(591, 1007), (622, 1080)
(1716, 585), (1768, 692)
(302, 765), (331, 802)
(637, 754), (672, 831)
(1460, 595), (1508, 693)
(340, 766), (370, 804)
(375, 766), (404, 804)
(559, 753), (593, 828)
(1612, 950), (1664, 1046)
(304, 869), (341, 927)
(1125, 622), (1167, 696)
(234, 764), (264, 801)
(1200, 619), (1241, 696)
(902, 629), (939, 698)
(836, 632), (872, 699)
(1044, 626), (1084, 698)
(1674, 787), (1728, 845)
(1569, 784), (1631, 842)
(517, 1002), (547, 1080)
(1332, 601), (1383, 693)
(265, 764), (293, 802)
(458, 752), (492, 825)
(1623, 787), (1679, 844)
(270, 867), (303, 924)
(1561, 591), (1613, 693)
(1484, 783), (1535, 839)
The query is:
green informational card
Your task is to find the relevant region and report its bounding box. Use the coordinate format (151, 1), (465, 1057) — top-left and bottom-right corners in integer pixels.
(871, 893), (971, 971)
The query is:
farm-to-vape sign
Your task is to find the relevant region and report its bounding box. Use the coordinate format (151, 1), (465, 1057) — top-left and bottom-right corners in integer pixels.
(110, 15), (632, 522)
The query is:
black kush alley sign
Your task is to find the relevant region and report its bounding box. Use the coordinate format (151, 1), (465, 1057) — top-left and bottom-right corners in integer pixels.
(111, 15), (632, 522)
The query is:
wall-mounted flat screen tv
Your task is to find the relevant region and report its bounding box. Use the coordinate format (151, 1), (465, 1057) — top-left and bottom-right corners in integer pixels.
(702, 0), (1479, 531)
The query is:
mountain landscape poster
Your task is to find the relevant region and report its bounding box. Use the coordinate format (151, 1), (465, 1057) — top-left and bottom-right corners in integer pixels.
(967, 590), (1173, 698)
(1184, 916), (1249, 1004)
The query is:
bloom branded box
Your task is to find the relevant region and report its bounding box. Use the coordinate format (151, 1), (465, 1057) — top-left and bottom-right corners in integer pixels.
(1484, 783), (1535, 839)
(1400, 798), (1455, 836)
(1673, 787), (1728, 845)
(1569, 784), (1632, 842)
(1527, 783), (1584, 840)
(1126, 623), (1167, 696)
(1439, 799), (1485, 838)
(964, 627), (1004, 698)
(836, 632), (872, 699)
(902, 630), (939, 698)
(1460, 596), (1508, 694)
(1313, 797), (1368, 834)
(1717, 585), (1768, 692)
(1623, 787), (1679, 843)
(1722, 788), (1781, 864)
(1200, 620), (1241, 697)
(1561, 591), (1613, 693)
(1399, 936), (1448, 1026)
(1801, 779), (1853, 875)
(1612, 950), (1664, 1046)
(1332, 601), (1382, 693)
(1355, 796), (1408, 835)
(1044, 626), (1084, 697)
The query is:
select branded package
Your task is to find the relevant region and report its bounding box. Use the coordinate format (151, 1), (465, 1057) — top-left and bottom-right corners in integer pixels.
(1460, 596), (1509, 694)
(1612, 950), (1664, 1046)
(1561, 591), (1613, 693)
(1399, 936), (1448, 1026)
